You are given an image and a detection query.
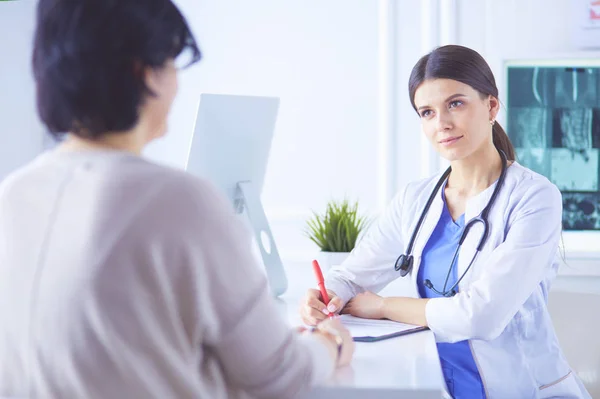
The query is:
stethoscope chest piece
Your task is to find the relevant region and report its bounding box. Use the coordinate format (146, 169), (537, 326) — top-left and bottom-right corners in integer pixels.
(394, 254), (413, 277)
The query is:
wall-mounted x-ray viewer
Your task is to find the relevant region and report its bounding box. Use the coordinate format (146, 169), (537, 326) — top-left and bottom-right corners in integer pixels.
(185, 94), (288, 296)
(504, 57), (600, 232)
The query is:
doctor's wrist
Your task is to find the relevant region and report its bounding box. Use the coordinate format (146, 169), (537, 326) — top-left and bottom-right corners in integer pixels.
(381, 297), (392, 320)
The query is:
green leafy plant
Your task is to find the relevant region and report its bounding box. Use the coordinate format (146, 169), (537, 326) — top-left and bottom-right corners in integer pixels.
(305, 199), (368, 253)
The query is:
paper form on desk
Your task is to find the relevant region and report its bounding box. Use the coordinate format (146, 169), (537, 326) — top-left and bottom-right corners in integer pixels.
(339, 314), (428, 342)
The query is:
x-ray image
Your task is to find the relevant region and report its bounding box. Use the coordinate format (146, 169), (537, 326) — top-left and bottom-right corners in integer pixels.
(507, 68), (554, 107)
(563, 192), (600, 230)
(515, 148), (551, 177)
(554, 68), (599, 108)
(507, 65), (600, 231)
(551, 148), (599, 192)
(508, 107), (551, 148)
(553, 108), (593, 150)
(593, 109), (600, 148)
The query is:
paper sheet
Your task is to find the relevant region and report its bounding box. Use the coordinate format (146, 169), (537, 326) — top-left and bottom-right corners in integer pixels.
(339, 314), (422, 339)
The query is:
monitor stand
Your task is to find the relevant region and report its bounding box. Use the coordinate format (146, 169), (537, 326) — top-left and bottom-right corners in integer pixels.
(235, 181), (288, 296)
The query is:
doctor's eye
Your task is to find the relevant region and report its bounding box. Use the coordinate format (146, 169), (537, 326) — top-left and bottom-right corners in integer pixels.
(448, 100), (463, 109)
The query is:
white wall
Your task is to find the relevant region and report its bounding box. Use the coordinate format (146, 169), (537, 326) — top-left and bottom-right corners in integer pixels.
(0, 1), (44, 181)
(392, 2), (427, 192)
(147, 0), (384, 260)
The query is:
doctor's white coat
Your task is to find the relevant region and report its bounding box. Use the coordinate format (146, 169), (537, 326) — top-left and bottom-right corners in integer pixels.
(325, 162), (591, 398)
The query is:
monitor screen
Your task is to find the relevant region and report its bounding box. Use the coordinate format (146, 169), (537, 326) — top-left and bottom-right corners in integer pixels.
(185, 94), (288, 295)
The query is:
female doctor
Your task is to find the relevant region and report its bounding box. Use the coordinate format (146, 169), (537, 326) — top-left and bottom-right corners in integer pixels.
(300, 45), (591, 399)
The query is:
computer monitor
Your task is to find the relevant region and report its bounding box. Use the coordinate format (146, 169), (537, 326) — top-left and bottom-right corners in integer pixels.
(185, 94), (288, 296)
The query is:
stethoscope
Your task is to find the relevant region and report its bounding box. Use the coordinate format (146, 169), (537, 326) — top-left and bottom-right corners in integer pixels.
(394, 150), (508, 297)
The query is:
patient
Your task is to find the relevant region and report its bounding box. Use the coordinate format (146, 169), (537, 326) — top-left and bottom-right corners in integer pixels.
(0, 1), (353, 398)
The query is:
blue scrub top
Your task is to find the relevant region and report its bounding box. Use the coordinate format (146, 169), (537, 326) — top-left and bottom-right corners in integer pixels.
(417, 187), (486, 399)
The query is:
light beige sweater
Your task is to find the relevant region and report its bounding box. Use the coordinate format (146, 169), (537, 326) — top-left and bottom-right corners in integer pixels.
(0, 150), (332, 399)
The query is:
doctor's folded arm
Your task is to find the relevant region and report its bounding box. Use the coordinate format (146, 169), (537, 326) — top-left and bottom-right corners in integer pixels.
(301, 45), (592, 399)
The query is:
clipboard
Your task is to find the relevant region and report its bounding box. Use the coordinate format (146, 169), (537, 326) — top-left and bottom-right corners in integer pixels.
(339, 314), (429, 343)
(353, 325), (429, 342)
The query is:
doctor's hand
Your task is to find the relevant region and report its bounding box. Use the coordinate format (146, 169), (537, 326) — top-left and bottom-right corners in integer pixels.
(341, 291), (385, 320)
(300, 288), (344, 326)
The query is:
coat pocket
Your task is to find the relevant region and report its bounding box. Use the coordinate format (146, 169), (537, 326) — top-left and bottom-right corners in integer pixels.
(538, 370), (588, 399)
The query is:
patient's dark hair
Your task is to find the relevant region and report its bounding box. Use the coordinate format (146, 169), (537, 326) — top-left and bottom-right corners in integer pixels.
(408, 45), (515, 161)
(33, 0), (201, 139)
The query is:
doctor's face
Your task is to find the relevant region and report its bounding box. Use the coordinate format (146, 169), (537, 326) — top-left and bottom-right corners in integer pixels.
(413, 78), (499, 162)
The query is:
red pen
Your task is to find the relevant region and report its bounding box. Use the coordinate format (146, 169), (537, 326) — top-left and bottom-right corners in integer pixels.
(312, 260), (334, 318)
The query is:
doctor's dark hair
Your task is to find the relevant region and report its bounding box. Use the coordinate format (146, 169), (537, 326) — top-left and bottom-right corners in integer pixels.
(32, 0), (201, 139)
(408, 45), (515, 161)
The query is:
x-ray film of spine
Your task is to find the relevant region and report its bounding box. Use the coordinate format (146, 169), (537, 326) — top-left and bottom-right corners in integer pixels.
(508, 107), (551, 148)
(550, 148), (599, 191)
(553, 108), (593, 149)
(593, 109), (600, 148)
(506, 65), (600, 230)
(507, 67), (554, 107)
(554, 68), (599, 108)
(515, 148), (552, 177)
(563, 192), (600, 230)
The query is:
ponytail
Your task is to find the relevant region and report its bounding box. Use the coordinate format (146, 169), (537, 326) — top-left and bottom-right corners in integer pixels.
(492, 122), (515, 161)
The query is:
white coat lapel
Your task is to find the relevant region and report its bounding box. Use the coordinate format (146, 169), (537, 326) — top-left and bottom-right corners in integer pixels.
(457, 182), (498, 288)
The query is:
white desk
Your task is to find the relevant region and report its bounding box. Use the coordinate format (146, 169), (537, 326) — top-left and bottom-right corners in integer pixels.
(275, 262), (444, 399)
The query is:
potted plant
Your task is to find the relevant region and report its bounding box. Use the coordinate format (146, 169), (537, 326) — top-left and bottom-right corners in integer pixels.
(305, 199), (368, 270)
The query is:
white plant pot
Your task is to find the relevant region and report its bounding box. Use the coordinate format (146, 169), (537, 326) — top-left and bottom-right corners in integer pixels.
(316, 251), (350, 272)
